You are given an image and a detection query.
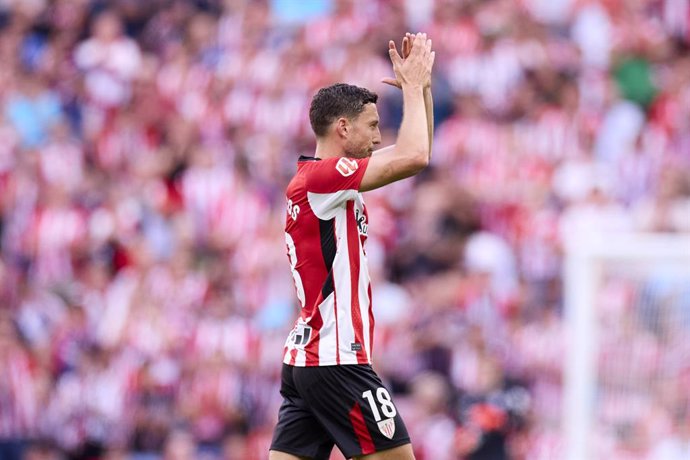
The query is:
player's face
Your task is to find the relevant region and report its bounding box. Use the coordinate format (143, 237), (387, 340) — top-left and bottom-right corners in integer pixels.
(344, 103), (381, 159)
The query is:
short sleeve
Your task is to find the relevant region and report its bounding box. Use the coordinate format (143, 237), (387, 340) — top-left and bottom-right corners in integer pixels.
(307, 157), (369, 193)
(306, 157), (369, 219)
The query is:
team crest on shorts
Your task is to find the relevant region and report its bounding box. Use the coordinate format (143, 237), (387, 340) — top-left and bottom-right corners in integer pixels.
(377, 418), (396, 439)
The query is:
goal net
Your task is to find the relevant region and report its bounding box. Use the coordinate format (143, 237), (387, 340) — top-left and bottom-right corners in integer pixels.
(563, 233), (690, 459)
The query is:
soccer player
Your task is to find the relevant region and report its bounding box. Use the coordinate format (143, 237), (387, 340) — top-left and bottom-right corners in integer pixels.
(270, 33), (435, 460)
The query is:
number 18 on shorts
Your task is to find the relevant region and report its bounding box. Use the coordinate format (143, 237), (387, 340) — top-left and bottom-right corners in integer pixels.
(362, 388), (397, 439)
(270, 364), (411, 459)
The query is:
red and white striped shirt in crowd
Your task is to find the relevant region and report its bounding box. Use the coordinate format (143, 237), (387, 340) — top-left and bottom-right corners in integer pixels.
(31, 205), (87, 254)
(283, 156), (373, 367)
(181, 164), (268, 246)
(0, 348), (37, 439)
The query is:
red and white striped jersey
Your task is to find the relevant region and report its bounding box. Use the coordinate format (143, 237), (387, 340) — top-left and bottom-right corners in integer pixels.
(283, 155), (373, 366)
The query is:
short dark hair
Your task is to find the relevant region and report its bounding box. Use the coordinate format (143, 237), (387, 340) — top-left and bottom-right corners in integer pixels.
(309, 83), (378, 137)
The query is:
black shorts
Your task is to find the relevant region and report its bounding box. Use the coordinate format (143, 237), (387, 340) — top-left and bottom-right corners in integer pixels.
(270, 364), (411, 459)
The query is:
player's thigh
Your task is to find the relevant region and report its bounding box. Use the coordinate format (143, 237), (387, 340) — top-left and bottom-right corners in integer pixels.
(271, 365), (336, 459)
(354, 443), (415, 460)
(293, 365), (410, 458)
(269, 450), (311, 460)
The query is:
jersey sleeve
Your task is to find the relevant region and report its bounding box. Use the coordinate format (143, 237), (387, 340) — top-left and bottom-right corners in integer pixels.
(306, 157), (369, 219)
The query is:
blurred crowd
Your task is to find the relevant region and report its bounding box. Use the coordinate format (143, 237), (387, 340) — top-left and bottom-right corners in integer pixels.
(0, 0), (689, 459)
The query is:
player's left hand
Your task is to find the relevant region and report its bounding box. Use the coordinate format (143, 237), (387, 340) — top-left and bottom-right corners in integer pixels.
(382, 33), (430, 89)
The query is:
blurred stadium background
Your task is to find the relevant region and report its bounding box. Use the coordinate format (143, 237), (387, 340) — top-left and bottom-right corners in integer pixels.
(0, 0), (689, 459)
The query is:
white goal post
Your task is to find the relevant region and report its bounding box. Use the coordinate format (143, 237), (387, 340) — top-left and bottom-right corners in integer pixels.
(563, 233), (690, 460)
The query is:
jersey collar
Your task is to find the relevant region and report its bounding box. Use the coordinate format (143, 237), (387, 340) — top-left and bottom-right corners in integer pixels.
(298, 155), (321, 162)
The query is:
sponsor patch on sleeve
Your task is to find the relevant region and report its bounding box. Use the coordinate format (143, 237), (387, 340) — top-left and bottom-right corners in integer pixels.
(336, 157), (358, 177)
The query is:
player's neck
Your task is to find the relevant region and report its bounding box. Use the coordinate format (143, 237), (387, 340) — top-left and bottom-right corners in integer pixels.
(314, 139), (345, 160)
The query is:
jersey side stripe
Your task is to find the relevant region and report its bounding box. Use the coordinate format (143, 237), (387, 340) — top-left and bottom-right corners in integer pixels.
(305, 305), (324, 366)
(333, 275), (340, 365)
(317, 293), (337, 365)
(346, 201), (368, 365)
(358, 245), (372, 362)
(319, 218), (336, 298)
(304, 216), (336, 365)
(367, 281), (374, 360)
(330, 219), (340, 365)
(332, 206), (356, 364)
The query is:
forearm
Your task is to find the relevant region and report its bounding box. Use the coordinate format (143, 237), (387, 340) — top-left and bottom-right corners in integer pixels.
(374, 88), (433, 159)
(396, 84), (429, 161)
(424, 86), (434, 160)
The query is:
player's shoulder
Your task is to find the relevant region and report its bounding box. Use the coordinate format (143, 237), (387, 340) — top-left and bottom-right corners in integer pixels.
(295, 155), (369, 195)
(301, 156), (365, 179)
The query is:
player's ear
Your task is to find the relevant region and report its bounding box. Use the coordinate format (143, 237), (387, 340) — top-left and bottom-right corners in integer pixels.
(335, 117), (349, 138)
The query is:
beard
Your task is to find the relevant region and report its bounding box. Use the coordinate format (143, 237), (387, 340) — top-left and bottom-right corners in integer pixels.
(344, 141), (372, 159)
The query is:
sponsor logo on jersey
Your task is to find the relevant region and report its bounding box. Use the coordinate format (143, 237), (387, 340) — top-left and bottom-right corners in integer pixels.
(289, 323), (312, 346)
(355, 208), (367, 236)
(351, 342), (362, 351)
(377, 418), (396, 439)
(336, 157), (358, 177)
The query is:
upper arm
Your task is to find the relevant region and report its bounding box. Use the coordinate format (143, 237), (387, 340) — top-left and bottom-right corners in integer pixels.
(359, 145), (428, 192)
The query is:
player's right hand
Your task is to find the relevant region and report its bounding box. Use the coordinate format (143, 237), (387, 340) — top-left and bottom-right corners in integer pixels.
(383, 32), (434, 90)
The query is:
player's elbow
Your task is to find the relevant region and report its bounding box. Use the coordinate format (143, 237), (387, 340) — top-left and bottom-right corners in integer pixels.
(392, 150), (428, 180)
(409, 148), (429, 172)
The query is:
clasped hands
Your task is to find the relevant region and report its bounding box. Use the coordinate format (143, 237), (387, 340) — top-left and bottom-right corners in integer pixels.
(382, 32), (434, 90)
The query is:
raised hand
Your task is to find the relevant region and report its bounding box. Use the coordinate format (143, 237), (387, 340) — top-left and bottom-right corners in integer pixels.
(402, 32), (412, 59)
(382, 33), (434, 89)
